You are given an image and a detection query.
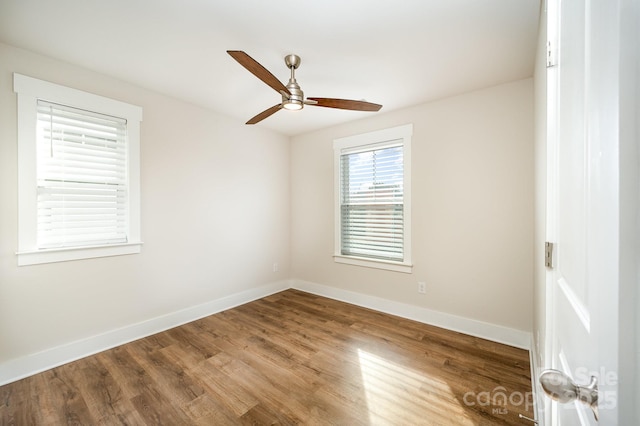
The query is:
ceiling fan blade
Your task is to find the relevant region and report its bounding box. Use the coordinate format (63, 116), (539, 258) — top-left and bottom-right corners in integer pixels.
(306, 97), (382, 112)
(227, 50), (290, 96)
(246, 104), (282, 125)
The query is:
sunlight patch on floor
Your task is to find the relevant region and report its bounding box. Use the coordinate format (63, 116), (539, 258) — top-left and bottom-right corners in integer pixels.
(357, 349), (472, 425)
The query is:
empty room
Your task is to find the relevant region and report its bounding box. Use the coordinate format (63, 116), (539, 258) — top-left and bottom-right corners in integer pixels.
(0, 0), (637, 425)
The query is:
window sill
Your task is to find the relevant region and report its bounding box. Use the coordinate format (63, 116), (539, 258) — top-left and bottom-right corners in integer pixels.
(16, 242), (143, 266)
(333, 255), (413, 273)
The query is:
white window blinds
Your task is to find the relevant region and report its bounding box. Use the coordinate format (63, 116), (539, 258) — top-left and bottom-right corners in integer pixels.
(340, 143), (404, 261)
(36, 100), (128, 249)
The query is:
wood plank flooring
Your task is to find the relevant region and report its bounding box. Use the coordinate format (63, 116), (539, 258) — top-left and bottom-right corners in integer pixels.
(1, 289), (534, 425)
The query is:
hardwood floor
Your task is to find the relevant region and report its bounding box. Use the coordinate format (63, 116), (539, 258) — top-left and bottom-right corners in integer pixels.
(1, 289), (534, 425)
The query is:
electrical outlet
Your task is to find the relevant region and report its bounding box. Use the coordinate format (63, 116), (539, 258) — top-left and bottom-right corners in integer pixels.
(273, 263), (279, 272)
(418, 281), (426, 294)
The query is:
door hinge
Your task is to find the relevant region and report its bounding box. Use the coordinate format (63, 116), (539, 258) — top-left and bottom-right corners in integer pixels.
(546, 40), (557, 68)
(545, 242), (554, 268)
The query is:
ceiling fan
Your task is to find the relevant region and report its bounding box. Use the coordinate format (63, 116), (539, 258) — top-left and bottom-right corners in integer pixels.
(227, 50), (382, 124)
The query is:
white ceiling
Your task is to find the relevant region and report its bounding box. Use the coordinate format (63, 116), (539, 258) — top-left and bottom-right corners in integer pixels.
(0, 0), (540, 136)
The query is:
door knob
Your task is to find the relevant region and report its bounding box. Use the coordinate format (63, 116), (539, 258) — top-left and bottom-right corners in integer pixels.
(539, 369), (599, 421)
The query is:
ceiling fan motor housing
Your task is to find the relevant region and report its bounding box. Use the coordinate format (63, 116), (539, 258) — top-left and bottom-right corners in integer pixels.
(283, 54), (303, 109)
(284, 81), (303, 103)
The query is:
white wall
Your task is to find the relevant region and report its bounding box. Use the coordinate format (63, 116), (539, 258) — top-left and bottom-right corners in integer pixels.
(291, 79), (534, 334)
(0, 43), (291, 367)
(0, 41), (537, 384)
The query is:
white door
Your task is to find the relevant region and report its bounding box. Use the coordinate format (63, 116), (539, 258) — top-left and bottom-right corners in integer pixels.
(543, 0), (621, 424)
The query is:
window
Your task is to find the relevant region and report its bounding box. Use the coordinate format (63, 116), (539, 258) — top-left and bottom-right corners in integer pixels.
(334, 124), (412, 273)
(14, 74), (143, 265)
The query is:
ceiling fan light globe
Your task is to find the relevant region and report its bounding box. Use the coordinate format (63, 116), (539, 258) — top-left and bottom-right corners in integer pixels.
(283, 100), (303, 110)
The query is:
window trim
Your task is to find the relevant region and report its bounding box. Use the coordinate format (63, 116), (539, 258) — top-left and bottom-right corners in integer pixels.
(333, 124), (413, 273)
(14, 73), (143, 265)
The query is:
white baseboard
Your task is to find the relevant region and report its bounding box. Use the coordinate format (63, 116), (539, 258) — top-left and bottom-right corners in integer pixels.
(1, 279), (532, 387)
(0, 280), (290, 386)
(291, 279), (532, 350)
